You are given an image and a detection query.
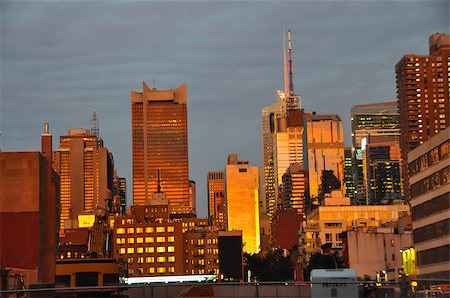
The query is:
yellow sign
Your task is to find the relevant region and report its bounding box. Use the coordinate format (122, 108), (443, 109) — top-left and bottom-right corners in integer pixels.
(401, 248), (416, 277)
(78, 214), (95, 228)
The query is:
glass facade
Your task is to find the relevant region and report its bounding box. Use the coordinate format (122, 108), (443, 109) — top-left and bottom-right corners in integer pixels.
(131, 83), (190, 210)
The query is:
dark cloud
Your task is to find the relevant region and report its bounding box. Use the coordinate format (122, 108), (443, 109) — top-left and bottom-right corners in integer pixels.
(1, 0), (448, 217)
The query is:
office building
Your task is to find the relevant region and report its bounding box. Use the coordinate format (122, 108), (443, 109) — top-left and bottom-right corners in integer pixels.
(54, 128), (114, 233)
(396, 33), (449, 199)
(281, 162), (309, 213)
(131, 82), (190, 212)
(305, 113), (345, 199)
(0, 124), (59, 286)
(183, 229), (219, 275)
(408, 127), (449, 281)
(188, 180), (196, 216)
(261, 98), (282, 219)
(362, 135), (402, 204)
(207, 171), (227, 231)
(225, 153), (260, 254)
(342, 148), (355, 202)
(350, 101), (400, 204)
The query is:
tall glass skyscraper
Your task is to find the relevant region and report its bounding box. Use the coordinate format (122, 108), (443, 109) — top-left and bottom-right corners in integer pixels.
(131, 82), (190, 211)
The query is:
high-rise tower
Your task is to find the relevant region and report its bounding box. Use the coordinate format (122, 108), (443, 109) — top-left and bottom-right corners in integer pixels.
(396, 33), (449, 199)
(131, 82), (190, 211)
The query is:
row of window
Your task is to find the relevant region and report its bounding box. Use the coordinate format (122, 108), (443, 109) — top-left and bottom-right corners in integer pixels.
(412, 192), (449, 221)
(128, 256), (176, 264)
(413, 218), (449, 244)
(118, 246), (175, 254)
(129, 267), (175, 275)
(410, 166), (449, 198)
(116, 226), (174, 234)
(409, 140), (449, 176)
(116, 236), (175, 244)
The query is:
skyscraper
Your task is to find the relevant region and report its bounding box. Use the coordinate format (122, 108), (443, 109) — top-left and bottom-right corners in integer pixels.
(350, 102), (400, 204)
(281, 162), (308, 213)
(342, 148), (355, 201)
(396, 33), (449, 199)
(131, 82), (190, 212)
(305, 113), (344, 200)
(225, 153), (260, 254)
(54, 128), (114, 233)
(207, 171), (227, 231)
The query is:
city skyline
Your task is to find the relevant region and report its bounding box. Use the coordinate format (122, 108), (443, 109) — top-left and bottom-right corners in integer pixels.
(1, 1), (448, 217)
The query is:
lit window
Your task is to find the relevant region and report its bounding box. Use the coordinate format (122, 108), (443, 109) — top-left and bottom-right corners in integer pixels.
(157, 256), (166, 263)
(168, 236), (175, 243)
(147, 267), (155, 273)
(137, 247), (144, 253)
(156, 237), (166, 243)
(167, 226), (174, 232)
(157, 246), (166, 253)
(156, 227), (165, 233)
(168, 267), (175, 273)
(145, 237), (154, 243)
(145, 227), (154, 233)
(157, 267), (166, 273)
(116, 228), (125, 234)
(127, 228), (135, 234)
(168, 246), (175, 253)
(127, 248), (135, 254)
(128, 238), (135, 244)
(168, 256), (175, 262)
(127, 257), (134, 264)
(136, 227), (143, 233)
(146, 257), (154, 263)
(119, 248), (126, 254)
(137, 237), (144, 244)
(145, 247), (154, 253)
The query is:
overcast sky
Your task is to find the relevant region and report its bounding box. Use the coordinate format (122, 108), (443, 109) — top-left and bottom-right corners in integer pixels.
(1, 0), (448, 217)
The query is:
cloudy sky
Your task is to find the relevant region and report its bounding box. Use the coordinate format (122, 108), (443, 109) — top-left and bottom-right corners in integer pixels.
(1, 0), (448, 217)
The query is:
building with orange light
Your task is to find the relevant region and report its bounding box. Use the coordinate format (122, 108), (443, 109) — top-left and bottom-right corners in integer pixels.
(0, 124), (59, 287)
(396, 33), (449, 199)
(281, 162), (308, 213)
(53, 128), (114, 233)
(207, 171), (227, 231)
(225, 153), (260, 254)
(131, 82), (190, 213)
(305, 113), (344, 200)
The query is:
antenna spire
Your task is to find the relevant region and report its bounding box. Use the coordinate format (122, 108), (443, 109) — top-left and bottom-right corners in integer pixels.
(157, 169), (161, 193)
(283, 30), (289, 97)
(91, 109), (99, 138)
(287, 28), (294, 97)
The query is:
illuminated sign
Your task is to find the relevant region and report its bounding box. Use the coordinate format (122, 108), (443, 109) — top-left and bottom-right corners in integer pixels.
(78, 214), (95, 228)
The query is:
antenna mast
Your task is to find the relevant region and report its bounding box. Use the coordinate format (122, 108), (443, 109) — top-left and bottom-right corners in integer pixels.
(283, 30), (289, 97)
(288, 28), (294, 97)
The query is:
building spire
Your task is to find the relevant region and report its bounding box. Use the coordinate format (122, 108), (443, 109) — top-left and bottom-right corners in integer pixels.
(287, 28), (294, 97)
(283, 29), (289, 97)
(157, 169), (161, 193)
(91, 109), (99, 138)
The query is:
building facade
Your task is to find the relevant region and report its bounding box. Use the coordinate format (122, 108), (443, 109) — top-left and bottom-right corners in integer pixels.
(305, 113), (345, 200)
(396, 33), (449, 199)
(207, 171), (227, 231)
(408, 127), (449, 280)
(350, 102), (400, 204)
(54, 128), (114, 233)
(225, 153), (260, 254)
(281, 162), (309, 213)
(131, 82), (190, 212)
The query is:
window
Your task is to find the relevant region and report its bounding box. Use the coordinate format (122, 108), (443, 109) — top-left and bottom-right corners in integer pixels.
(127, 257), (134, 264)
(137, 237), (143, 244)
(157, 257), (166, 263)
(168, 256), (175, 263)
(325, 233), (333, 242)
(127, 228), (134, 234)
(119, 248), (125, 254)
(127, 238), (135, 244)
(137, 257), (144, 264)
(168, 246), (175, 253)
(147, 267), (155, 273)
(145, 227), (154, 233)
(127, 248), (134, 254)
(167, 226), (174, 232)
(156, 237), (166, 243)
(145, 237), (154, 243)
(116, 228), (125, 235)
(168, 267), (175, 273)
(157, 267), (166, 273)
(137, 247), (144, 253)
(157, 246), (166, 253)
(168, 236), (175, 243)
(136, 227), (143, 233)
(116, 238), (125, 244)
(146, 257), (154, 263)
(145, 247), (154, 253)
(156, 227), (165, 233)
